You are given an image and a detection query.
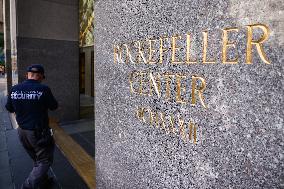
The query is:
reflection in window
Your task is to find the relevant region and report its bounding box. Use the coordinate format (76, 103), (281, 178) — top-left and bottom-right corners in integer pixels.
(79, 0), (94, 47)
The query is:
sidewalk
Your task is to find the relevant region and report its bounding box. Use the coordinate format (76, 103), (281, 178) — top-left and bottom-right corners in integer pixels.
(0, 76), (13, 188)
(0, 76), (89, 189)
(60, 119), (95, 158)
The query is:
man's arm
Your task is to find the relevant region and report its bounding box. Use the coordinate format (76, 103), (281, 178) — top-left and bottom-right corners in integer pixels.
(5, 91), (15, 113)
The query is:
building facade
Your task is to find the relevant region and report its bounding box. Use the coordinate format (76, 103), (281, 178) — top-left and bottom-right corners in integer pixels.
(3, 0), (94, 121)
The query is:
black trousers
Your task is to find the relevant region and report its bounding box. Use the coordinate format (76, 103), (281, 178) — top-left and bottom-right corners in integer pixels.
(17, 127), (55, 189)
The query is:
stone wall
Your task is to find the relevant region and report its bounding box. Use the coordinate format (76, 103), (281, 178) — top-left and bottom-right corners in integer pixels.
(94, 1), (283, 188)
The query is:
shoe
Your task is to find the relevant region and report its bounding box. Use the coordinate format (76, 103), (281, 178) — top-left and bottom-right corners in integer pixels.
(38, 177), (54, 189)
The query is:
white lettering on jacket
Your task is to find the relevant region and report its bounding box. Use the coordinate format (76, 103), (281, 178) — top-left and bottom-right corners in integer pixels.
(11, 91), (43, 100)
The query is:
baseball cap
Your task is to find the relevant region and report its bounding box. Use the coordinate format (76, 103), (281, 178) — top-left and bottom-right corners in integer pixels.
(26, 64), (45, 78)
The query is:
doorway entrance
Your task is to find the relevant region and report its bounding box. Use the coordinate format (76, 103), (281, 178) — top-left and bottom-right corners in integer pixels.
(79, 0), (94, 119)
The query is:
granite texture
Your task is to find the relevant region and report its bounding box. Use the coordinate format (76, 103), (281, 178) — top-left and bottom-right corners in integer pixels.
(94, 0), (284, 188)
(16, 37), (80, 121)
(11, 0), (80, 122)
(17, 0), (79, 41)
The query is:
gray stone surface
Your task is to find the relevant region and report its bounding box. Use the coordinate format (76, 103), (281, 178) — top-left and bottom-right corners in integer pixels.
(17, 0), (78, 41)
(16, 37), (79, 121)
(94, 0), (283, 188)
(13, 0), (79, 122)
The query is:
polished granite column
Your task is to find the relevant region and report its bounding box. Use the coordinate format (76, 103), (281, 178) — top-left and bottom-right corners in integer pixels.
(94, 0), (283, 188)
(15, 0), (80, 121)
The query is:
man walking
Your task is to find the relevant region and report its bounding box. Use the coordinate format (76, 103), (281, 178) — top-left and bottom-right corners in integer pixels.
(5, 64), (58, 189)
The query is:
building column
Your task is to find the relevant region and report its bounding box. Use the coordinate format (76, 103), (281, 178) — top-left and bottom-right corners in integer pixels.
(3, 0), (12, 93)
(15, 0), (79, 121)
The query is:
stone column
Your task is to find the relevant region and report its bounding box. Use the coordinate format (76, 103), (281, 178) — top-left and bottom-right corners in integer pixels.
(15, 0), (80, 121)
(3, 0), (11, 93)
(94, 1), (283, 188)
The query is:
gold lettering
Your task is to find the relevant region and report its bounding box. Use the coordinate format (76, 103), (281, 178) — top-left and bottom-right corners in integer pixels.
(159, 112), (168, 133)
(188, 121), (193, 141)
(129, 71), (138, 94)
(113, 45), (122, 64)
(222, 28), (239, 64)
(164, 73), (175, 101)
(176, 74), (187, 104)
(154, 111), (159, 128)
(191, 75), (207, 108)
(194, 124), (197, 144)
(148, 110), (165, 130)
(246, 24), (270, 64)
(137, 106), (199, 144)
(177, 116), (186, 142)
(202, 31), (216, 64)
(169, 114), (176, 135)
(171, 35), (183, 64)
(113, 44), (133, 64)
(125, 43), (136, 64)
(136, 107), (146, 122)
(148, 108), (156, 126)
(148, 109), (159, 128)
(121, 44), (130, 64)
(149, 72), (161, 98)
(139, 71), (148, 95)
(148, 39), (157, 64)
(188, 121), (197, 144)
(135, 41), (147, 64)
(186, 33), (197, 64)
(159, 36), (169, 64)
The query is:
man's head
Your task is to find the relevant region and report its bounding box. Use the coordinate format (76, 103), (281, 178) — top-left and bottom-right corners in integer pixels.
(26, 64), (45, 82)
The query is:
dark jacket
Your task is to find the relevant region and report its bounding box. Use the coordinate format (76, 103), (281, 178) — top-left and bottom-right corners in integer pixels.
(5, 79), (58, 130)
